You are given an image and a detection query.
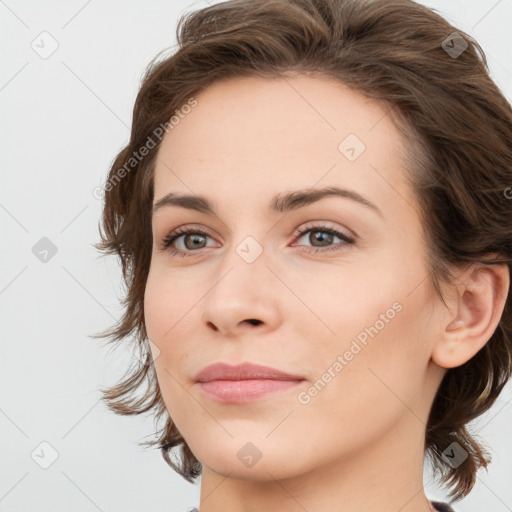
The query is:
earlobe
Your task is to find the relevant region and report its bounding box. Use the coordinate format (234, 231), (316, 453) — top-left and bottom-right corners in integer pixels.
(431, 263), (510, 369)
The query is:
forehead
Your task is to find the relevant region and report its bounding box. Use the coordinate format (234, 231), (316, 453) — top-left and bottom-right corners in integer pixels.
(153, 74), (415, 214)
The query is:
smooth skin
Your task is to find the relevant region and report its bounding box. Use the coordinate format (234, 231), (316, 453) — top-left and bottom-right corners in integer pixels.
(144, 74), (509, 512)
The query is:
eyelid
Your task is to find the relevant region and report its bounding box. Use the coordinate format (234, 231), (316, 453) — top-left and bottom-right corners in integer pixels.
(158, 223), (219, 252)
(290, 220), (355, 244)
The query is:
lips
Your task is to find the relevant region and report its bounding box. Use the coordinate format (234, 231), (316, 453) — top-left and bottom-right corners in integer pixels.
(194, 362), (304, 383)
(194, 362), (305, 403)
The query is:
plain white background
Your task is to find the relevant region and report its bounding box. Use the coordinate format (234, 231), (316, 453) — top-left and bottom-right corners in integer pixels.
(1, 0), (511, 511)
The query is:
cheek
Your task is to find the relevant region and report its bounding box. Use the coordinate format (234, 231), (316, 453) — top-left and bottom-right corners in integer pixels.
(288, 258), (406, 355)
(143, 265), (195, 344)
(143, 275), (191, 427)
(143, 271), (167, 344)
(143, 268), (192, 396)
(303, 279), (433, 425)
(294, 253), (434, 419)
(290, 307), (431, 467)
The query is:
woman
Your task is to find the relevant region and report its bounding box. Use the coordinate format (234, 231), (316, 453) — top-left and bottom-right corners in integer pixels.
(93, 0), (512, 510)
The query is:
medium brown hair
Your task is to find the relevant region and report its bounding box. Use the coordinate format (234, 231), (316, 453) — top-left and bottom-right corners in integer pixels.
(93, 0), (512, 501)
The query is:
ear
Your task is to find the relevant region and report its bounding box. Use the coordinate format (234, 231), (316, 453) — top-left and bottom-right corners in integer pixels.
(431, 262), (510, 369)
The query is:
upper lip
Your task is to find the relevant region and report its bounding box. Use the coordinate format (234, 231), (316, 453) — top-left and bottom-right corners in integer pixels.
(194, 362), (304, 383)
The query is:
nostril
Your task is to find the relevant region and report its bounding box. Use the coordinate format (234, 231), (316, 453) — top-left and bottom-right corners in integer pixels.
(245, 319), (262, 326)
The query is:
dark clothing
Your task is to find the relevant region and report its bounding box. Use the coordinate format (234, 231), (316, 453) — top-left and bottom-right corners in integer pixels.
(432, 501), (456, 512)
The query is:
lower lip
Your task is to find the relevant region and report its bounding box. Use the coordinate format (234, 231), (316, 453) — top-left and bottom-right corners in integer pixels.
(198, 379), (303, 403)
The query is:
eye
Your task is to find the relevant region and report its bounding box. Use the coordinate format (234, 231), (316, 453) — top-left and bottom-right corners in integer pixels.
(160, 226), (219, 257)
(159, 223), (355, 257)
(291, 223), (355, 253)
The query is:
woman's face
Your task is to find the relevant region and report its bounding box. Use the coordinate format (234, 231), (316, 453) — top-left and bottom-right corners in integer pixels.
(144, 74), (446, 481)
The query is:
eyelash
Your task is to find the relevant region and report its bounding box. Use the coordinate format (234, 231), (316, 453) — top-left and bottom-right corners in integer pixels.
(160, 224), (355, 258)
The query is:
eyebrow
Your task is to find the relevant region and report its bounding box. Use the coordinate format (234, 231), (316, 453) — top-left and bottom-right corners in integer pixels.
(152, 186), (382, 217)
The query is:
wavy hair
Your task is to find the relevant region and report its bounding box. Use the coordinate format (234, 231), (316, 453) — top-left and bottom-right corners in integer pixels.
(93, 0), (512, 501)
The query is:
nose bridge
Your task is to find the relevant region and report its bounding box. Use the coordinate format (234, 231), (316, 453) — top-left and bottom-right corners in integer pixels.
(207, 234), (271, 305)
(201, 233), (281, 334)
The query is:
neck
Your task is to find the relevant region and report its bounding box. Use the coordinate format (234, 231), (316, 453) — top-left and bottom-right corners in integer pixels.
(196, 412), (434, 512)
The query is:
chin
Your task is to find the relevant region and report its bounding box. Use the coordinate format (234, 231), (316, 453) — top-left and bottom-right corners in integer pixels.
(205, 456), (299, 482)
(190, 435), (304, 481)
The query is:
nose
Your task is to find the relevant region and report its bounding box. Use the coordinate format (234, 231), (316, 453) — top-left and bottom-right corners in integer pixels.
(201, 245), (283, 338)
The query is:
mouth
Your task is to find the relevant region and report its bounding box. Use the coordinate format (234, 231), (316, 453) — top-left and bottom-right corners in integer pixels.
(194, 362), (305, 403)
